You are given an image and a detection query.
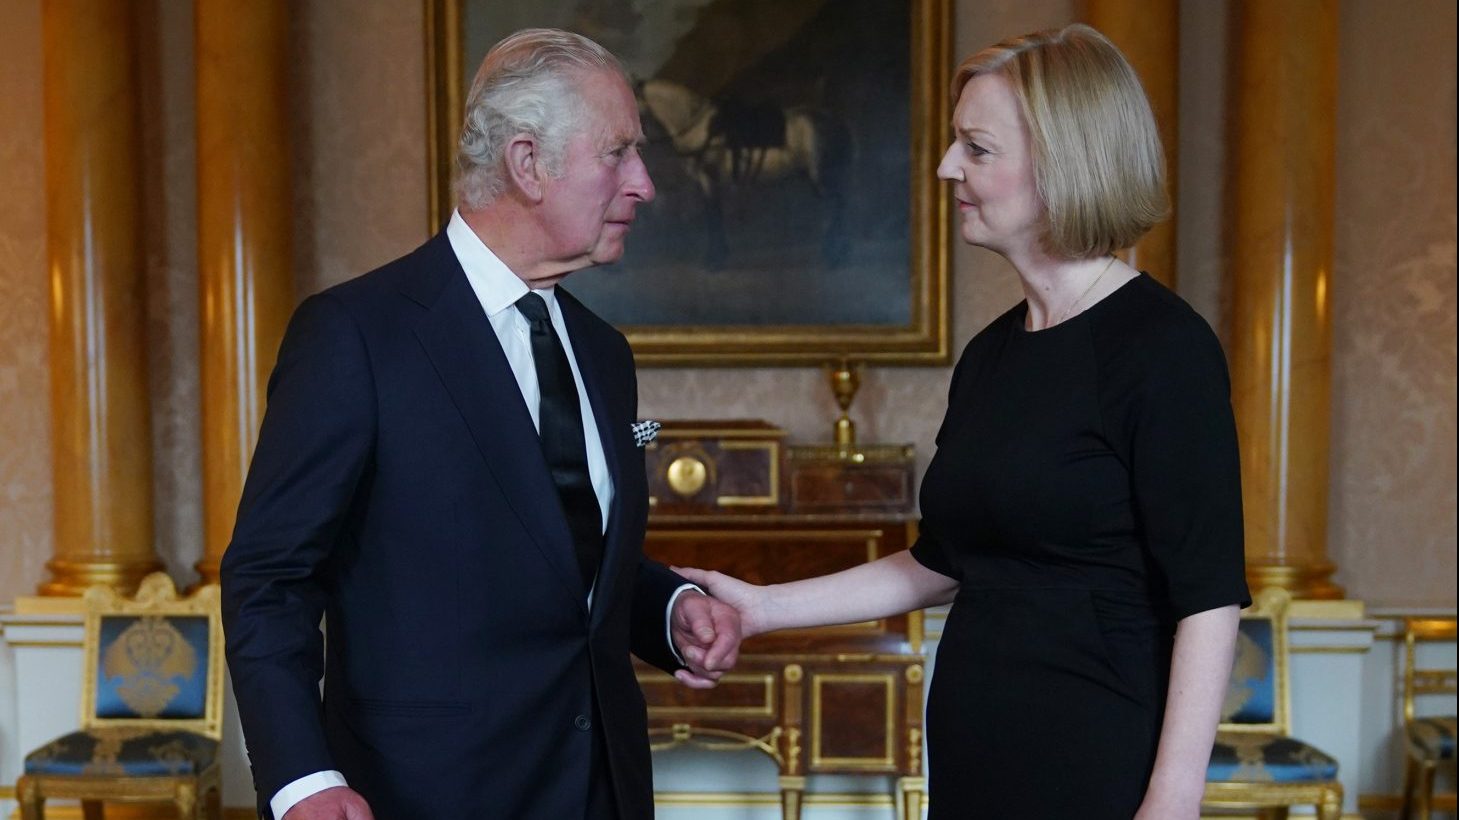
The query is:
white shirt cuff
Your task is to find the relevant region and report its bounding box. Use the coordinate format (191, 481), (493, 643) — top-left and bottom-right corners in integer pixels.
(665, 583), (704, 666)
(271, 770), (348, 819)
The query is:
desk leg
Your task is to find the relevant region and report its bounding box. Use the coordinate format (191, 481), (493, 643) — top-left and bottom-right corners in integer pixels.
(779, 775), (806, 820)
(898, 776), (926, 820)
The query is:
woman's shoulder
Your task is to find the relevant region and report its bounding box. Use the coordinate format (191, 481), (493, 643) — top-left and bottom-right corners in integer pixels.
(1097, 274), (1221, 349)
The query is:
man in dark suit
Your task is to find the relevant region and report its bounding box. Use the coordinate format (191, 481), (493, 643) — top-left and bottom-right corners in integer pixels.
(220, 29), (741, 820)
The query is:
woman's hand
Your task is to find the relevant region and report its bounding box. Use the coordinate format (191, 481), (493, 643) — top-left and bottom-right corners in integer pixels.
(672, 566), (773, 639)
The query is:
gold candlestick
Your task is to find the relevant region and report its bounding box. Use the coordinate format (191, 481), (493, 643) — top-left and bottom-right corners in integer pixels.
(828, 359), (862, 447)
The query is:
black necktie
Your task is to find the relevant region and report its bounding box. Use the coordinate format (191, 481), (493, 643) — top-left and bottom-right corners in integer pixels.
(515, 292), (603, 594)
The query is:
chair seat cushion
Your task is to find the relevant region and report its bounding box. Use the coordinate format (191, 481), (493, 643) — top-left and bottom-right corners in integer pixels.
(1407, 715), (1457, 760)
(24, 728), (217, 776)
(1208, 732), (1339, 783)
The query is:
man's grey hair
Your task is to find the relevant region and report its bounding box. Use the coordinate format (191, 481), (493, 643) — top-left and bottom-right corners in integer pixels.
(454, 28), (629, 210)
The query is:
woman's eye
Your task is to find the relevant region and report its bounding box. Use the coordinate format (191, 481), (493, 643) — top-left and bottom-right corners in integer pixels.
(967, 141), (989, 157)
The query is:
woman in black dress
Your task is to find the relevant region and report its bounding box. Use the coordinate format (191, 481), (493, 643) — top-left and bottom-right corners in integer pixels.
(677, 24), (1249, 819)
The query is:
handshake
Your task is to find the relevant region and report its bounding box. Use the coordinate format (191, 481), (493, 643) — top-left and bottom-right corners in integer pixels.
(665, 566), (763, 689)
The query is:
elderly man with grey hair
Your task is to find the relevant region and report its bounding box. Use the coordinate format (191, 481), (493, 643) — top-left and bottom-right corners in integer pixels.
(220, 28), (742, 820)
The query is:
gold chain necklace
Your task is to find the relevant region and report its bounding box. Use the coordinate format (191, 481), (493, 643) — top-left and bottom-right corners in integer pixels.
(1055, 255), (1117, 325)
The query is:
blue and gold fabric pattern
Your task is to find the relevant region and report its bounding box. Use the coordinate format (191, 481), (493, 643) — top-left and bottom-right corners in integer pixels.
(1407, 715), (1456, 760)
(1222, 619), (1276, 726)
(1208, 732), (1339, 783)
(94, 614), (209, 720)
(23, 728), (218, 777)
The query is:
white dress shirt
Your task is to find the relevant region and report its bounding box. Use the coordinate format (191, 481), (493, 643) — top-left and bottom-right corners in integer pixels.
(271, 212), (697, 819)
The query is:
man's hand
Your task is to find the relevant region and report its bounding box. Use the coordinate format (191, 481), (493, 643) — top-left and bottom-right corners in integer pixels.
(669, 589), (742, 689)
(282, 786), (374, 820)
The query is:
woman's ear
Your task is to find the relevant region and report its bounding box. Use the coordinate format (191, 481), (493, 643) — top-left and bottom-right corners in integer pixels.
(504, 134), (544, 202)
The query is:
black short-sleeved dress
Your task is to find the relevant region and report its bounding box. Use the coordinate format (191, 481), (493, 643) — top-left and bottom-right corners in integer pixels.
(910, 274), (1251, 819)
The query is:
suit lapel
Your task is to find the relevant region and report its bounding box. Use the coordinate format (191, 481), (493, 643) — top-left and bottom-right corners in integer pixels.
(406, 237), (586, 613)
(558, 291), (638, 626)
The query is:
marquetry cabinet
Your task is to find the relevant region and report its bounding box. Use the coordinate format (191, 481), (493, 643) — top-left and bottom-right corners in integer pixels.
(635, 422), (925, 820)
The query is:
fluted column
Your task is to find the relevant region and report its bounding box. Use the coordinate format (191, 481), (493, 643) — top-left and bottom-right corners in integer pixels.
(1227, 0), (1342, 599)
(1083, 0), (1178, 286)
(195, 0), (294, 585)
(40, 0), (162, 595)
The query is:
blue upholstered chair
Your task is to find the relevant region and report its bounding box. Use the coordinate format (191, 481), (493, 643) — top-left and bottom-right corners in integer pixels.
(16, 573), (223, 820)
(1202, 587), (1343, 820)
(1399, 616), (1457, 820)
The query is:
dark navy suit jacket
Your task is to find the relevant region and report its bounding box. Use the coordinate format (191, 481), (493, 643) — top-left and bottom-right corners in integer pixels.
(221, 232), (683, 819)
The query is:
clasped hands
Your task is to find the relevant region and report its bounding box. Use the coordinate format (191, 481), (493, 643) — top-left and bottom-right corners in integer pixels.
(669, 566), (768, 689)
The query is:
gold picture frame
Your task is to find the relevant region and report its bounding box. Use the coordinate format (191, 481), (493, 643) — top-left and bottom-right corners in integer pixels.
(426, 0), (952, 366)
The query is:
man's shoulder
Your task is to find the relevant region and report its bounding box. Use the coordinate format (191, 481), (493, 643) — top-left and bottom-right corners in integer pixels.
(319, 232), (455, 309)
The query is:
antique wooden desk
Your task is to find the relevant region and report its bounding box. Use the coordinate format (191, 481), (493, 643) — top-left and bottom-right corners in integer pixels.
(635, 422), (925, 820)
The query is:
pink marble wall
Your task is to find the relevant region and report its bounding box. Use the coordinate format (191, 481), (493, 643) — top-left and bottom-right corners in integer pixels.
(0, 0), (1453, 607)
(0, 0), (52, 605)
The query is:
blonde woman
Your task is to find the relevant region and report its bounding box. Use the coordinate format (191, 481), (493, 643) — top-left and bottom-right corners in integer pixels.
(678, 25), (1248, 819)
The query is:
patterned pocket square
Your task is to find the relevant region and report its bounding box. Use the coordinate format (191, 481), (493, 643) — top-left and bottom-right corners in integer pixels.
(631, 420), (661, 448)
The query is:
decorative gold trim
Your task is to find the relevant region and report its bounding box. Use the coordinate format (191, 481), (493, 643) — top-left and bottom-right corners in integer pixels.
(1245, 563), (1345, 602)
(715, 441), (780, 506)
(787, 444), (917, 464)
(78, 574), (226, 740)
(657, 426), (788, 441)
(424, 0), (461, 232)
(638, 672), (776, 718)
(810, 673), (896, 770)
(424, 0), (952, 366)
(652, 790), (898, 808)
(3, 640), (83, 648)
(647, 723), (783, 765)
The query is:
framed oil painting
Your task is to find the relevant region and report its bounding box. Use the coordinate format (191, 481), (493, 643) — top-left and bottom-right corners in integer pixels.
(427, 0), (951, 365)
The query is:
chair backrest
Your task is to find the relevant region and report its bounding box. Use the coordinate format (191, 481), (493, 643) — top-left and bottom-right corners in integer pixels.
(1218, 587), (1291, 736)
(1402, 616), (1458, 723)
(80, 572), (224, 740)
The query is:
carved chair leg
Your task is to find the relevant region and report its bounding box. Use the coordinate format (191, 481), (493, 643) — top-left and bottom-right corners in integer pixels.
(1401, 753), (1420, 820)
(80, 800), (104, 820)
(778, 775), (806, 820)
(1317, 787), (1343, 820)
(1257, 808), (1289, 820)
(1416, 759), (1437, 820)
(897, 776), (925, 820)
(174, 780), (198, 819)
(207, 783), (223, 820)
(17, 775), (44, 820)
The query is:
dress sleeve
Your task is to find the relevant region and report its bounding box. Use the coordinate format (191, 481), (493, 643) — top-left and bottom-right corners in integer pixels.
(909, 523), (961, 581)
(908, 346), (974, 583)
(1129, 316), (1251, 620)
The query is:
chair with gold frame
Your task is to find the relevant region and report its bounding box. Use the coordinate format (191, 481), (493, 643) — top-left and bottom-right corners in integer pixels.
(16, 573), (224, 819)
(1399, 616), (1457, 820)
(1202, 587), (1343, 820)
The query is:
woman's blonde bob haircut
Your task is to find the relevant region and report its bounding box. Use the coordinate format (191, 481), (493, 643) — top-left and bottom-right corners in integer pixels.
(953, 24), (1168, 259)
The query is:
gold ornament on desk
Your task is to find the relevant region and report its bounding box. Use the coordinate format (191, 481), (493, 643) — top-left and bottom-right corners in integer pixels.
(828, 358), (863, 448)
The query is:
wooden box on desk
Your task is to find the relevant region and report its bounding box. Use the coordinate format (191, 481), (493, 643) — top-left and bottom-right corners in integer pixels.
(638, 422), (926, 820)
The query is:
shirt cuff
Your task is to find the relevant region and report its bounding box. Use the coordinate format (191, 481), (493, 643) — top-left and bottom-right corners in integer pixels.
(271, 770), (348, 820)
(665, 583), (704, 667)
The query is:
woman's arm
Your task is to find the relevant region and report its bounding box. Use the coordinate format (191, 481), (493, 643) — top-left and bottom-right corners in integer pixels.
(675, 550), (959, 639)
(1134, 604), (1240, 820)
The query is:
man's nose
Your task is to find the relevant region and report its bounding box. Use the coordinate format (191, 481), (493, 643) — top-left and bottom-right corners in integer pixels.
(626, 155), (655, 203)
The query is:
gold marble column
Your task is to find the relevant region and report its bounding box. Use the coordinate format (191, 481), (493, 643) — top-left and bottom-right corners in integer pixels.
(39, 0), (163, 596)
(1228, 0), (1342, 599)
(1083, 0), (1178, 286)
(194, 0), (294, 585)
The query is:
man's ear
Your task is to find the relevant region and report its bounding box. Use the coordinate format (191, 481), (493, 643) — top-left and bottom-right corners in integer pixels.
(504, 134), (544, 202)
